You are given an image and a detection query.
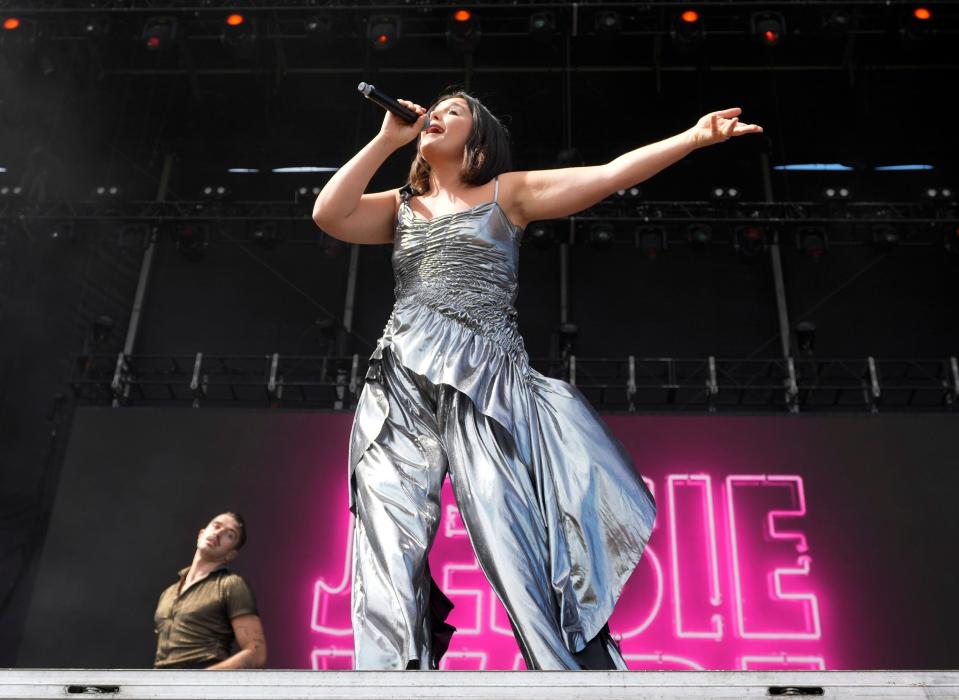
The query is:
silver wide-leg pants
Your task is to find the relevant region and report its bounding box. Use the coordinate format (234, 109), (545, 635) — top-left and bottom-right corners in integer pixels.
(350, 349), (625, 670)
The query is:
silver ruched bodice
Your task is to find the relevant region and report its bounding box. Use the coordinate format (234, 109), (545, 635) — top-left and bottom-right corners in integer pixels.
(379, 199), (531, 377)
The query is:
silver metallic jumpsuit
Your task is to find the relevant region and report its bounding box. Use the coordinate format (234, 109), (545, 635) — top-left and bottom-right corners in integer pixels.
(349, 177), (657, 670)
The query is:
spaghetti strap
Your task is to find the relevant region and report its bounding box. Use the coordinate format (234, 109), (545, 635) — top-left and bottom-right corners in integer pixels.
(493, 176), (500, 203)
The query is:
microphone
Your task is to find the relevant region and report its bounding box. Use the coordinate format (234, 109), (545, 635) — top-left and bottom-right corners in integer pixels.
(357, 82), (420, 124)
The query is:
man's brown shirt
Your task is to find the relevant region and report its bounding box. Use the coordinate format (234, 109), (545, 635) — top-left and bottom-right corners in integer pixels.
(153, 567), (257, 668)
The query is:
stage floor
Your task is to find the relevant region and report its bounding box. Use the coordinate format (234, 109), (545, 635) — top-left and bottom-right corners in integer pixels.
(2, 670), (959, 699)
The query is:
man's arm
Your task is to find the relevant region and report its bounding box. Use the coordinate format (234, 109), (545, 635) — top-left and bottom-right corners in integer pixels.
(206, 614), (267, 669)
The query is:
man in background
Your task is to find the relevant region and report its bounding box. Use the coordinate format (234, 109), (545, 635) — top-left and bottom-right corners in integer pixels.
(153, 512), (267, 669)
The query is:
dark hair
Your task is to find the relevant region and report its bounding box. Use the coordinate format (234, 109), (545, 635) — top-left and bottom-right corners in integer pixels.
(406, 90), (512, 195)
(221, 511), (247, 550)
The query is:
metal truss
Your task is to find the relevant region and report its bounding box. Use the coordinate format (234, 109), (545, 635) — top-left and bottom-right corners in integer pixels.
(3, 200), (957, 247)
(71, 351), (959, 412)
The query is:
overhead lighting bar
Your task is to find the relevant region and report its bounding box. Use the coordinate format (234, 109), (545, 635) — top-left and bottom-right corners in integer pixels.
(773, 163), (854, 171)
(272, 166), (339, 173)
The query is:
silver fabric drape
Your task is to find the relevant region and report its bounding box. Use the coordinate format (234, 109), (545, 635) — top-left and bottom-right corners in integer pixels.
(349, 179), (657, 670)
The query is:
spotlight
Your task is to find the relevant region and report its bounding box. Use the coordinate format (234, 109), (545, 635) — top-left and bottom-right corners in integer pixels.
(305, 15), (334, 39)
(636, 225), (666, 259)
(589, 223), (614, 250)
(201, 185), (232, 201)
(447, 9), (481, 52)
(81, 17), (109, 38)
(711, 186), (740, 200)
(368, 15), (400, 50)
(250, 222), (278, 250)
(824, 187), (851, 200)
(913, 7), (932, 21)
(91, 315), (116, 346)
(50, 222), (74, 242)
(222, 13), (257, 51)
(687, 223), (712, 247)
(821, 9), (853, 36)
(557, 321), (578, 359)
(751, 11), (785, 47)
(796, 226), (828, 260)
(142, 16), (177, 51)
(174, 223), (210, 261)
(735, 224), (766, 259)
(0, 16), (38, 56)
(871, 224), (899, 249)
(924, 187), (954, 200)
(0, 185), (24, 197)
(672, 9), (703, 47)
(594, 11), (622, 35)
(529, 11), (556, 38)
(94, 185), (121, 198)
(527, 222), (555, 249)
(616, 186), (641, 198)
(944, 224), (959, 256)
(795, 320), (816, 355)
(296, 185), (322, 202)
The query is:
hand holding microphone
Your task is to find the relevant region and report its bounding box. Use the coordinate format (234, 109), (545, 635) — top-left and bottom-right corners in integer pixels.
(358, 82), (427, 147)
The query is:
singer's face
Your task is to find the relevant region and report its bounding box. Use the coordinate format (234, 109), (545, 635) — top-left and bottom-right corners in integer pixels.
(419, 97), (472, 161)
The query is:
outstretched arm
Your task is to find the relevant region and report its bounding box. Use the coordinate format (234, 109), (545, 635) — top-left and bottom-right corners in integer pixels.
(502, 108), (763, 228)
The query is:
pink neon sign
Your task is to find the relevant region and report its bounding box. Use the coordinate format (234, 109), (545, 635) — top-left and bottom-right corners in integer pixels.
(309, 471), (829, 670)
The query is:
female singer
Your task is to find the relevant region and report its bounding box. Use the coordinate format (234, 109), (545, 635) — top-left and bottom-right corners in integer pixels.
(313, 90), (762, 670)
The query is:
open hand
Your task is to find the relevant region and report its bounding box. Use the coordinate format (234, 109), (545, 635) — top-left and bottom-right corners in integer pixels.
(687, 108), (763, 149)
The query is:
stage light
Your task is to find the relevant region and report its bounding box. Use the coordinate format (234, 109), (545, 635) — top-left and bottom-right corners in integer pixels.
(735, 225), (766, 259)
(589, 223), (614, 250)
(3, 17), (20, 30)
(752, 11), (785, 47)
(91, 315), (116, 346)
(368, 15), (400, 50)
(913, 7), (932, 21)
(0, 185), (23, 197)
(824, 187), (851, 200)
(687, 223), (712, 247)
(637, 225), (666, 259)
(871, 224), (899, 249)
(944, 225), (959, 256)
(223, 13), (257, 51)
(305, 15), (333, 39)
(672, 9), (703, 48)
(924, 187), (953, 200)
(82, 18), (109, 38)
(821, 9), (853, 35)
(527, 222), (555, 249)
(447, 9), (480, 52)
(174, 223), (210, 261)
(557, 321), (578, 360)
(94, 185), (121, 198)
(594, 11), (622, 35)
(201, 185), (232, 200)
(795, 321), (816, 355)
(529, 11), (556, 38)
(49, 222), (74, 242)
(142, 16), (177, 51)
(250, 222), (278, 250)
(711, 186), (740, 200)
(296, 185), (322, 202)
(797, 226), (828, 260)
(616, 186), (641, 198)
